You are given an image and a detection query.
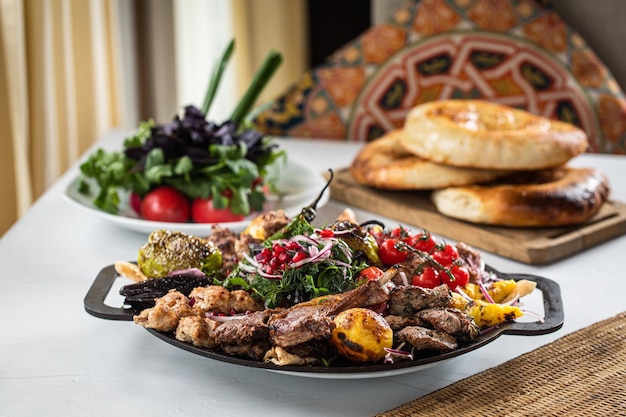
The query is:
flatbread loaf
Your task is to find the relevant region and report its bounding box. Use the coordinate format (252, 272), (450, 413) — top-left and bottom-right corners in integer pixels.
(401, 100), (588, 170)
(431, 167), (610, 227)
(350, 130), (511, 190)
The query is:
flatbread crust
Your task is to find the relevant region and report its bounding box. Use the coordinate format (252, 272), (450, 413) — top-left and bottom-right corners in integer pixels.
(431, 167), (610, 227)
(350, 130), (511, 190)
(401, 100), (589, 170)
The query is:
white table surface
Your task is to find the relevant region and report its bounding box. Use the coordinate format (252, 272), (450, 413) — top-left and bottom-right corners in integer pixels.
(1, 129), (625, 417)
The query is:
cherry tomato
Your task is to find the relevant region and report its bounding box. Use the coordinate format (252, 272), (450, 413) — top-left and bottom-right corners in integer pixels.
(140, 186), (190, 223)
(411, 232), (437, 253)
(379, 238), (407, 265)
(130, 192), (142, 214)
(441, 265), (470, 290)
(359, 266), (384, 282)
(191, 198), (245, 223)
(390, 227), (408, 239)
(432, 244), (459, 267)
(411, 267), (441, 288)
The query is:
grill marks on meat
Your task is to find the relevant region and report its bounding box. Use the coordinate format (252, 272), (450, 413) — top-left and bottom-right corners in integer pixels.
(386, 284), (478, 353)
(388, 284), (451, 316)
(417, 308), (479, 342)
(268, 305), (335, 348)
(133, 265), (481, 364)
(213, 309), (280, 360)
(384, 315), (426, 330)
(396, 326), (458, 352)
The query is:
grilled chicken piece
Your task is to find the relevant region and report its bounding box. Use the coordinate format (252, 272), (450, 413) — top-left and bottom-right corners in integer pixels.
(175, 316), (220, 348)
(387, 284), (451, 316)
(396, 326), (458, 352)
(417, 307), (479, 342)
(268, 266), (399, 348)
(189, 285), (264, 314)
(212, 309), (280, 360)
(133, 290), (198, 332)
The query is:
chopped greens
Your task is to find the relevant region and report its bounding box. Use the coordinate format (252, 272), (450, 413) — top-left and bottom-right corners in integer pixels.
(223, 215), (369, 308)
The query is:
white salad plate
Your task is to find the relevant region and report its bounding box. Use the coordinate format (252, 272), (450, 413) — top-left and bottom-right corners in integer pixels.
(64, 159), (329, 236)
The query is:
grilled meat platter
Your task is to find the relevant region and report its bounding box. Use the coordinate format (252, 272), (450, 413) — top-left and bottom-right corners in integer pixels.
(85, 176), (563, 375)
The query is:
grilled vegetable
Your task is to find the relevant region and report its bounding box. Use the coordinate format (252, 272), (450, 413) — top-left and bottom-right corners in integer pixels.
(331, 220), (382, 266)
(461, 280), (517, 303)
(137, 230), (222, 278)
(465, 299), (523, 329)
(330, 308), (393, 363)
(120, 272), (214, 309)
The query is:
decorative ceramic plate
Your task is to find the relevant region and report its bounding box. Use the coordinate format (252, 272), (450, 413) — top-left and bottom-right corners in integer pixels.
(64, 159), (329, 235)
(84, 265), (564, 379)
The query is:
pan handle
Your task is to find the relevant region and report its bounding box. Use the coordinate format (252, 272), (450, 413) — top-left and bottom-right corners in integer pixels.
(84, 264), (136, 321)
(500, 273), (564, 336)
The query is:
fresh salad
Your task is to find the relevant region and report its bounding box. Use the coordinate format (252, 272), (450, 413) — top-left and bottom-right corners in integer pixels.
(78, 39), (286, 223)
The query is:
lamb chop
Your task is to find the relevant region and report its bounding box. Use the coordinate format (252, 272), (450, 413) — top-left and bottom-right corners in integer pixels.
(267, 265), (399, 348)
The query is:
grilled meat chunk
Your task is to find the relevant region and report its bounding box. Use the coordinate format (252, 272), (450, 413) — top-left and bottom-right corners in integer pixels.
(213, 309), (279, 360)
(455, 242), (485, 283)
(133, 290), (198, 332)
(205, 226), (240, 274)
(268, 305), (335, 348)
(384, 315), (426, 330)
(189, 285), (264, 314)
(417, 307), (479, 342)
(175, 316), (220, 348)
(387, 284), (451, 316)
(396, 326), (458, 352)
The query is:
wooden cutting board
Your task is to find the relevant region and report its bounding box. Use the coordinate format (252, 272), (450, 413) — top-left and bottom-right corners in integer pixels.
(329, 168), (626, 264)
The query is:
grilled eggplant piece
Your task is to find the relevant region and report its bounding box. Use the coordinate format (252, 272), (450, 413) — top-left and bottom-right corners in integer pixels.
(120, 273), (213, 309)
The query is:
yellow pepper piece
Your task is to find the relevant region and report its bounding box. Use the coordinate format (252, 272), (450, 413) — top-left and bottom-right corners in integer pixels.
(450, 292), (470, 311)
(466, 299), (523, 329)
(489, 280), (517, 303)
(459, 279), (517, 303)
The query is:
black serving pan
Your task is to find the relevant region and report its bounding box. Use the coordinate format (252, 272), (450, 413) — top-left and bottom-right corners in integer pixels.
(84, 264), (564, 378)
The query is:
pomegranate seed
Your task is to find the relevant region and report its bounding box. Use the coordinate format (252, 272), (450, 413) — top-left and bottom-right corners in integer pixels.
(291, 252), (307, 263)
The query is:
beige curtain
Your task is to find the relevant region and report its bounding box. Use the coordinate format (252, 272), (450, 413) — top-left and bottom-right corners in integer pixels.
(231, 0), (308, 107)
(0, 0), (135, 237)
(0, 0), (308, 238)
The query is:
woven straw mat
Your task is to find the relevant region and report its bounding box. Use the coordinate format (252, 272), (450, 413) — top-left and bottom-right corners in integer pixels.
(375, 311), (626, 417)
